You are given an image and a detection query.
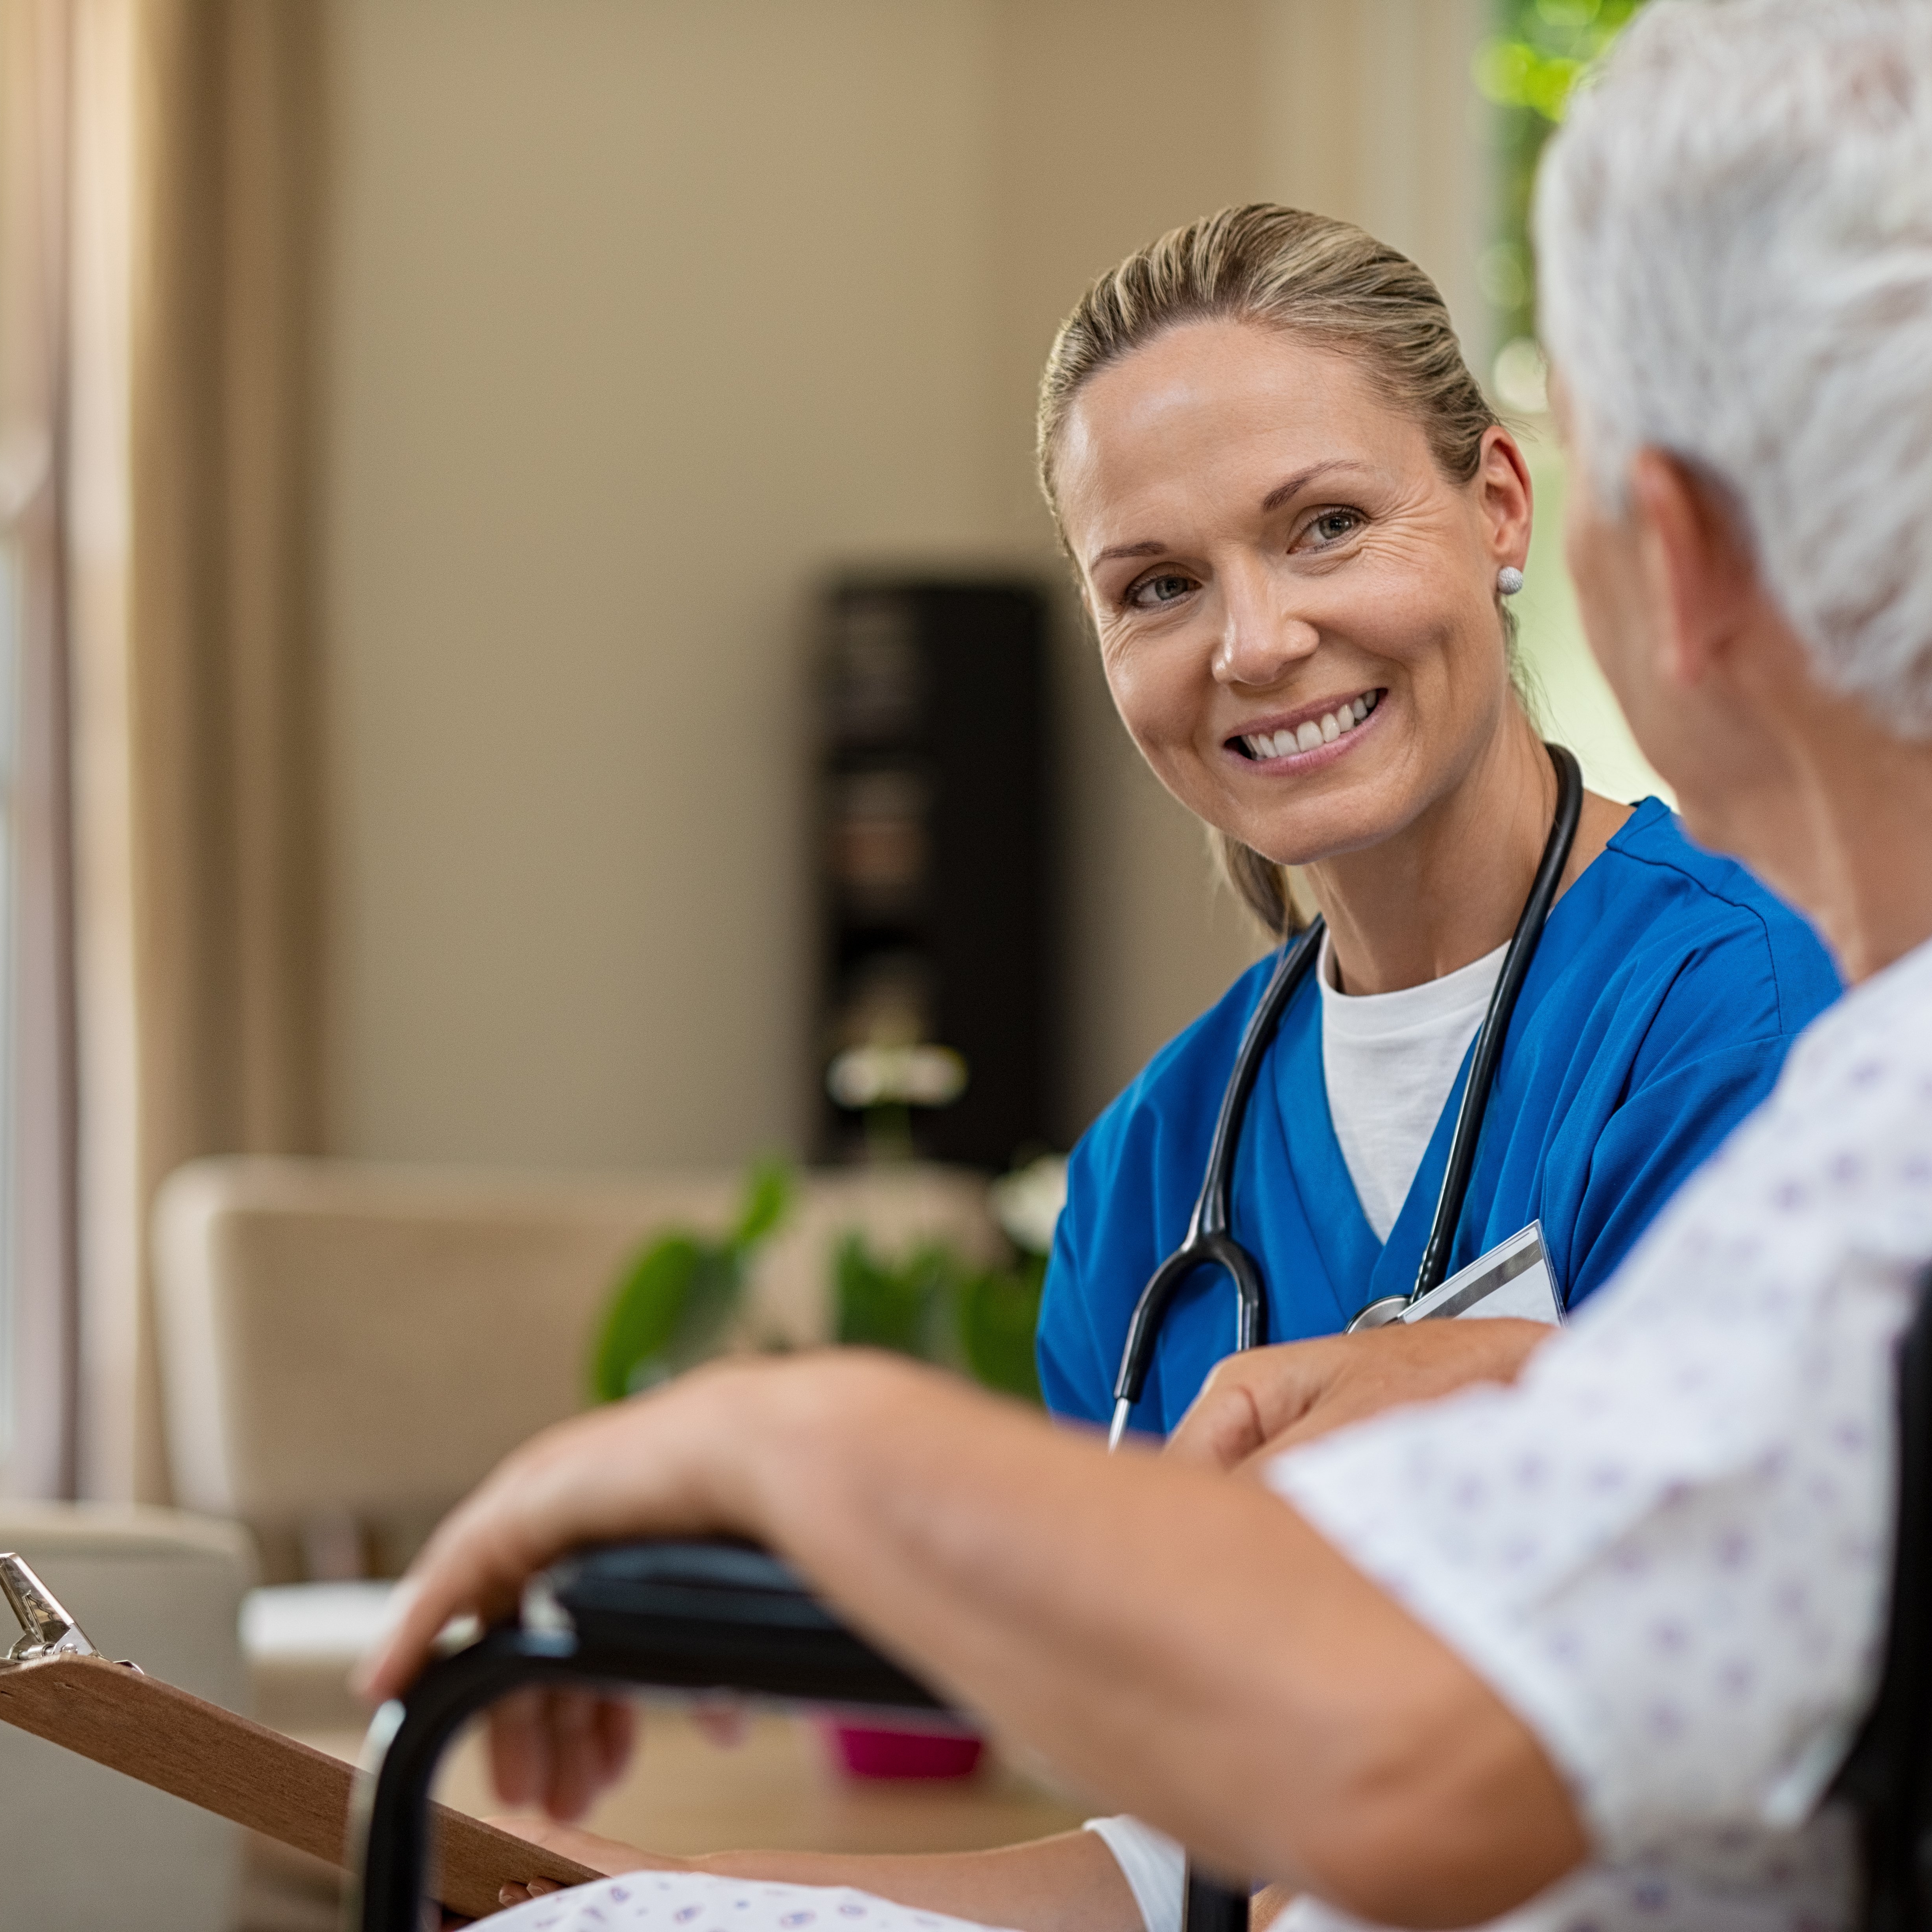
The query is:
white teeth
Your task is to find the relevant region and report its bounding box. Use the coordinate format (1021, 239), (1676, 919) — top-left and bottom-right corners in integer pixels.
(1241, 693), (1379, 761)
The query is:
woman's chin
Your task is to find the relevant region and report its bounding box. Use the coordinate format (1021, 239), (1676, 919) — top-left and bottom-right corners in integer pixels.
(1235, 796), (1408, 871)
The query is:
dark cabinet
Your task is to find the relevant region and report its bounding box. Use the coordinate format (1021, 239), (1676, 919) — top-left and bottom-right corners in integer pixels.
(816, 580), (1054, 1170)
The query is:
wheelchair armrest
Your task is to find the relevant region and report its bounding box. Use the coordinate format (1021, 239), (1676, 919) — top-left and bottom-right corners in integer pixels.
(541, 1539), (948, 1710)
(350, 1539), (952, 1932)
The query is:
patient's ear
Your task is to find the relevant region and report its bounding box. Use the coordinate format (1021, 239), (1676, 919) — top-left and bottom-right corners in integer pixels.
(1629, 448), (1758, 693)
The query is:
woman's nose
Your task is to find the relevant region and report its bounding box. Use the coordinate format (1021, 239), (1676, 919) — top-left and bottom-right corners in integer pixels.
(1211, 565), (1319, 688)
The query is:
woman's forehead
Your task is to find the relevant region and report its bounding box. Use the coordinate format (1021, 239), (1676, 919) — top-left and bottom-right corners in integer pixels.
(1057, 322), (1430, 537)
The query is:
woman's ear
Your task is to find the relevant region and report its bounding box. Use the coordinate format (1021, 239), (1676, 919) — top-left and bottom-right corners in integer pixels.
(1477, 425), (1535, 571)
(1628, 449), (1757, 693)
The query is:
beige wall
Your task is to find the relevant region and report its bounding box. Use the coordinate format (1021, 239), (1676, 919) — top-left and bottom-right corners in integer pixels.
(320, 0), (1491, 1168)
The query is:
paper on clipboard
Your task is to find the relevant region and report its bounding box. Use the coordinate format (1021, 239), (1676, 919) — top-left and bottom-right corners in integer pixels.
(1400, 1220), (1563, 1326)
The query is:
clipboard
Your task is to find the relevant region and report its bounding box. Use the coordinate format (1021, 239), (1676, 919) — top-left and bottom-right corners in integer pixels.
(0, 1551), (600, 1919)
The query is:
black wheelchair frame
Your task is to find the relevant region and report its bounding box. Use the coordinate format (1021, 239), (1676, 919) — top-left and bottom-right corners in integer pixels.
(354, 1271), (1932, 1932)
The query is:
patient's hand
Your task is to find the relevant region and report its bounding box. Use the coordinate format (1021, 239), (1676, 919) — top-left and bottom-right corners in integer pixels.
(1164, 1319), (1552, 1475)
(486, 1686), (749, 1826)
(489, 1686), (637, 1821)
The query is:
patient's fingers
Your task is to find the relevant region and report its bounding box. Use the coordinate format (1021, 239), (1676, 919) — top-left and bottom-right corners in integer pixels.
(488, 1689), (637, 1818)
(544, 1686), (606, 1820)
(489, 1689), (552, 1810)
(692, 1696), (748, 1748)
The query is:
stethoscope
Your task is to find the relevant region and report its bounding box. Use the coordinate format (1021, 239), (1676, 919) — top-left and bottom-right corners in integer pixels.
(1106, 741), (1584, 1449)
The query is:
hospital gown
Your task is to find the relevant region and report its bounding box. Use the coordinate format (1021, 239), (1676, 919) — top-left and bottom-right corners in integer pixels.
(483, 1872), (1019, 1932)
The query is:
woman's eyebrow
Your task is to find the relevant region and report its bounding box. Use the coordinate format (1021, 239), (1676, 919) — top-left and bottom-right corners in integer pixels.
(1259, 459), (1359, 514)
(1085, 459), (1370, 572)
(1087, 538), (1167, 571)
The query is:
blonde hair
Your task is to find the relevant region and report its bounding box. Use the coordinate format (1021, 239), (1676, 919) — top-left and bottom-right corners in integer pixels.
(1037, 204), (1505, 936)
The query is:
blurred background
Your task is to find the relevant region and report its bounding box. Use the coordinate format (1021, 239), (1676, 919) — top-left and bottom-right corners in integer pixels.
(0, 3), (1658, 1926)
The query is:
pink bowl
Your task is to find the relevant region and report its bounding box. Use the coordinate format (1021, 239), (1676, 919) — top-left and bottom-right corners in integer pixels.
(821, 1720), (986, 1780)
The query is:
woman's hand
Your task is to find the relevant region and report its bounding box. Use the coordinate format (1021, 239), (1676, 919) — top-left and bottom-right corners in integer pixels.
(489, 1817), (683, 1908)
(1163, 1320), (1552, 1474)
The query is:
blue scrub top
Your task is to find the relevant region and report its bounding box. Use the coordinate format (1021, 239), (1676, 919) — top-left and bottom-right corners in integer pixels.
(1038, 799), (1843, 1436)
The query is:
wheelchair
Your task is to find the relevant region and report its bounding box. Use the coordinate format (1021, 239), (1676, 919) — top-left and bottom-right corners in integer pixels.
(352, 1270), (1932, 1932)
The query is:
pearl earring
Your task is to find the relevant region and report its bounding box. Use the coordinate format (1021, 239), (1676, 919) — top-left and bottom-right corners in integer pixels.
(1497, 566), (1525, 596)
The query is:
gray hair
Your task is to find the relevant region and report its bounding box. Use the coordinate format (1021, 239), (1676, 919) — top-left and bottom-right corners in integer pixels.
(1536, 0), (1932, 730)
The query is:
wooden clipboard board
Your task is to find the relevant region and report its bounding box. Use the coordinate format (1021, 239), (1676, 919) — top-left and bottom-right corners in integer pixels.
(0, 1652), (601, 1918)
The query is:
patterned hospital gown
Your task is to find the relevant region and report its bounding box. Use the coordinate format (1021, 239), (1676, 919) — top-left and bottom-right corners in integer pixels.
(484, 1873), (1019, 1932)
(493, 935), (1932, 1932)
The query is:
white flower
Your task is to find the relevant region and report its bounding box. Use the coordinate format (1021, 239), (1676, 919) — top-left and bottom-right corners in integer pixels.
(989, 1154), (1068, 1255)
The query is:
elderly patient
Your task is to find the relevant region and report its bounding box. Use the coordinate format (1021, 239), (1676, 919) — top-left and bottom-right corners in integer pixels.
(362, 3), (1932, 1927)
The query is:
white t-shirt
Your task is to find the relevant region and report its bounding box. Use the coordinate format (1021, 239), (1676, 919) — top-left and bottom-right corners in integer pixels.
(1318, 932), (1508, 1240)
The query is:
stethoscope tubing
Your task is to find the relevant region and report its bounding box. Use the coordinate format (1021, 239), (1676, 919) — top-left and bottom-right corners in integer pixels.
(1103, 743), (1582, 1932)
(1353, 741), (1584, 1325)
(1106, 921), (1325, 1448)
(1108, 741), (1584, 1428)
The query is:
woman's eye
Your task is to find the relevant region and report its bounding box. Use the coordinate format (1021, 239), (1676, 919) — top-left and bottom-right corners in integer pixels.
(1303, 509), (1363, 548)
(1127, 571), (1196, 609)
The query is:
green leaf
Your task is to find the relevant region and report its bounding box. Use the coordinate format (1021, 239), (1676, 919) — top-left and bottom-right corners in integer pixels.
(833, 1233), (958, 1360)
(590, 1233), (704, 1402)
(664, 1244), (745, 1374)
(955, 1255), (1046, 1404)
(730, 1157), (794, 1252)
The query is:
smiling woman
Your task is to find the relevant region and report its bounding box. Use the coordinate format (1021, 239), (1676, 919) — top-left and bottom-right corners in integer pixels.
(1030, 206), (1844, 1450)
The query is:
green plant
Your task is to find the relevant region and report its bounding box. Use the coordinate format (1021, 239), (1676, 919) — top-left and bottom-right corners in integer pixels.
(955, 1252), (1046, 1403)
(1476, 0), (1650, 351)
(832, 1234), (957, 1360)
(831, 1232), (1046, 1406)
(589, 1158), (793, 1401)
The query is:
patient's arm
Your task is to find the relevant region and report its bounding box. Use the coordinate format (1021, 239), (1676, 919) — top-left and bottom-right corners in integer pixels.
(362, 1353), (1588, 1930)
(472, 1327), (1552, 1828)
(1163, 1319), (1552, 1474)
(487, 1821), (1137, 1932)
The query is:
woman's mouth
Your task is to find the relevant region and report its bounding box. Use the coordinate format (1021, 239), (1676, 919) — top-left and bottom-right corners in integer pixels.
(1230, 688), (1383, 763)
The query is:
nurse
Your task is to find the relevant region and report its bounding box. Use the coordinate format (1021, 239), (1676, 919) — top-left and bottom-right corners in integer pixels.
(1034, 203), (1841, 1435)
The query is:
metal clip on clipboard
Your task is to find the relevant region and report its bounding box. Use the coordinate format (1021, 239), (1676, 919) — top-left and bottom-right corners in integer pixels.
(0, 1550), (127, 1667)
(0, 1550), (597, 1914)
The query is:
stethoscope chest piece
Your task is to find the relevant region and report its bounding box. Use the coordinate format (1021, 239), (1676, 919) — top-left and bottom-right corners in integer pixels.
(1344, 1294), (1410, 1333)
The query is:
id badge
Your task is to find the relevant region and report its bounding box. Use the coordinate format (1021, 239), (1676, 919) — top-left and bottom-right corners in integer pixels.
(1400, 1221), (1563, 1327)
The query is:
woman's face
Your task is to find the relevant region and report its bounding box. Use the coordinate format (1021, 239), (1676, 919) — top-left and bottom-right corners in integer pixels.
(1054, 319), (1531, 868)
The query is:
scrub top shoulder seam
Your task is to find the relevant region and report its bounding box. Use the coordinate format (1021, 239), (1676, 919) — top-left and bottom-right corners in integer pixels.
(1588, 819), (1794, 1036)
